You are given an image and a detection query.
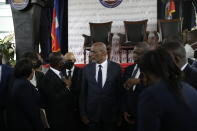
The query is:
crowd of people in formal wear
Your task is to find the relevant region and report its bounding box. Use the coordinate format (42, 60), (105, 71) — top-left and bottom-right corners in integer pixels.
(0, 36), (197, 131)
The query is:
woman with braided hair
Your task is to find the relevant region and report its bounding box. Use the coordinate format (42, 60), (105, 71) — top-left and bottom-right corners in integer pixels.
(137, 48), (197, 131)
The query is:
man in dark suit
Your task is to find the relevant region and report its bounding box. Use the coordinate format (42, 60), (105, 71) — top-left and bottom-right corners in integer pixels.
(122, 42), (150, 131)
(63, 52), (82, 98)
(40, 52), (76, 130)
(0, 52), (13, 128)
(163, 41), (197, 89)
(79, 42), (122, 131)
(62, 52), (84, 130)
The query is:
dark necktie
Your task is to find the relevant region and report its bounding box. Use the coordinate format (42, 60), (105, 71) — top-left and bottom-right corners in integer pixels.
(98, 65), (102, 88)
(68, 70), (72, 78)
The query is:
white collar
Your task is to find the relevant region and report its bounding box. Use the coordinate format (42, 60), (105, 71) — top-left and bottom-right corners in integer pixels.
(66, 66), (74, 72)
(30, 72), (37, 87)
(181, 63), (188, 71)
(50, 67), (61, 79)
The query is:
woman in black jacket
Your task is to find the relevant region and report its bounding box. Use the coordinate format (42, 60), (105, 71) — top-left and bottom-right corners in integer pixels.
(6, 58), (44, 130)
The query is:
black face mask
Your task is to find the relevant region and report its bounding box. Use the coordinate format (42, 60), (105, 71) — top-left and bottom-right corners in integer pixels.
(32, 60), (42, 69)
(63, 61), (74, 70)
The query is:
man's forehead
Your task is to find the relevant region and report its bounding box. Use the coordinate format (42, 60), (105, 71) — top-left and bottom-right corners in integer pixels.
(91, 45), (102, 51)
(65, 54), (75, 59)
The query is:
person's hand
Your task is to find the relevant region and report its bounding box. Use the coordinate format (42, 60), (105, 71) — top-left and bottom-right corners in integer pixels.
(81, 116), (90, 125)
(124, 78), (140, 89)
(123, 112), (135, 124)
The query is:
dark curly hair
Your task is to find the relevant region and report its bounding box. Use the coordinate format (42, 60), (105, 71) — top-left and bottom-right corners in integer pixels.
(14, 58), (33, 78)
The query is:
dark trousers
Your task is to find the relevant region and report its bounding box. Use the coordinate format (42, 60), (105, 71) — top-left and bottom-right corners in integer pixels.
(121, 121), (136, 131)
(0, 110), (6, 128)
(128, 123), (136, 131)
(88, 121), (116, 131)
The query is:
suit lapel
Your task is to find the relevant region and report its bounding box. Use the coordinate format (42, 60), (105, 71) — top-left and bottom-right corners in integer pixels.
(48, 69), (65, 87)
(72, 67), (77, 81)
(89, 63), (97, 84)
(103, 61), (112, 88)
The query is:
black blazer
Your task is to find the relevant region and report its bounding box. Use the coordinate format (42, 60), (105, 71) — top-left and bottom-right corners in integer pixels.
(79, 61), (122, 123)
(6, 78), (44, 130)
(68, 67), (82, 111)
(61, 66), (82, 97)
(35, 71), (44, 90)
(0, 65), (12, 128)
(71, 66), (82, 96)
(0, 65), (13, 107)
(138, 81), (197, 131)
(183, 64), (197, 89)
(122, 64), (145, 119)
(40, 69), (75, 129)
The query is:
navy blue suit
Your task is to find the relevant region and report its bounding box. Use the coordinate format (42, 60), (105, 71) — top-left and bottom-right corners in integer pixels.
(138, 81), (197, 131)
(0, 64), (12, 128)
(79, 61), (122, 124)
(183, 64), (197, 89)
(6, 78), (44, 130)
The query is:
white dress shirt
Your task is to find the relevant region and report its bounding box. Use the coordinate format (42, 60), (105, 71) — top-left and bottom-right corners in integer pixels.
(66, 66), (74, 78)
(132, 64), (140, 91)
(0, 65), (2, 82)
(181, 63), (188, 71)
(96, 59), (108, 88)
(50, 67), (61, 79)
